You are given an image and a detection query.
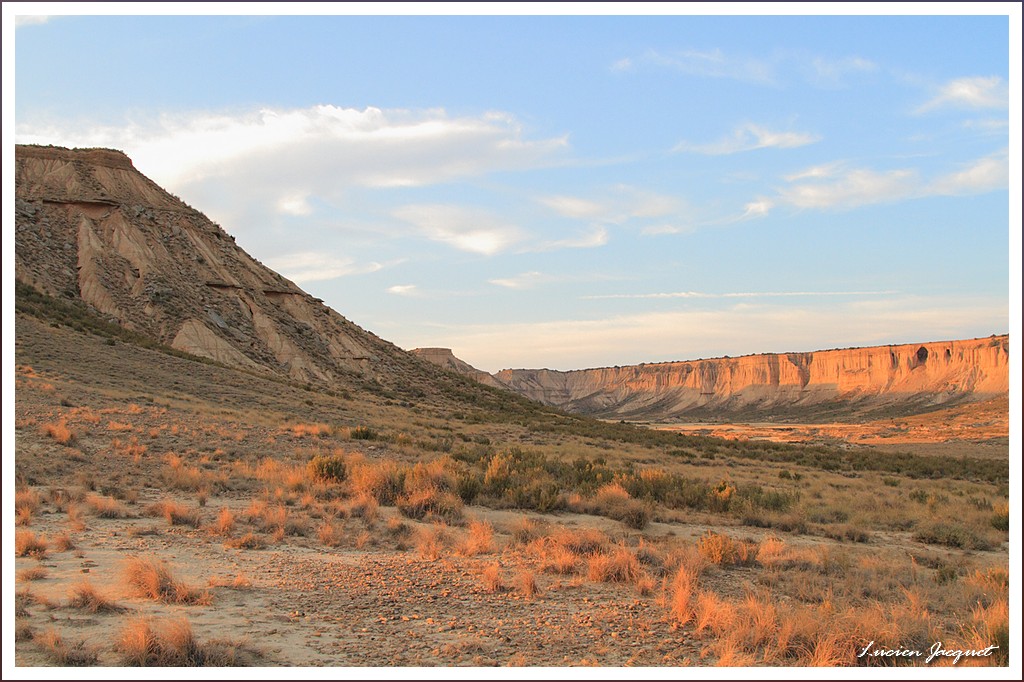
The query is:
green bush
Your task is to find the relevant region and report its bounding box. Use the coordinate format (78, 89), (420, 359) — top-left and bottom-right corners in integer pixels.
(307, 453), (347, 482)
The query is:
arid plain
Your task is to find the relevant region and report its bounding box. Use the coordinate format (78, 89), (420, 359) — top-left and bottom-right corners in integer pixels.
(11, 145), (1011, 668)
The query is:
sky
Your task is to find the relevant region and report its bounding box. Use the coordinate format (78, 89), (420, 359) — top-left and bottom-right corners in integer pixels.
(5, 3), (1021, 373)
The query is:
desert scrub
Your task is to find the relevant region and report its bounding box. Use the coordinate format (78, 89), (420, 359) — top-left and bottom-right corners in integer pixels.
(913, 524), (993, 551)
(15, 488), (41, 526)
(122, 557), (211, 605)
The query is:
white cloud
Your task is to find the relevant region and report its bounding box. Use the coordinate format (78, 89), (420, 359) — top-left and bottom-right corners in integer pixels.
(777, 150), (1008, 210)
(675, 124), (820, 155)
(738, 198), (774, 220)
(276, 193), (313, 217)
(917, 76), (1009, 113)
(264, 252), (383, 284)
(391, 204), (526, 256)
(15, 104), (569, 223)
(930, 149), (1009, 195)
(387, 285), (419, 296)
(779, 168), (920, 209)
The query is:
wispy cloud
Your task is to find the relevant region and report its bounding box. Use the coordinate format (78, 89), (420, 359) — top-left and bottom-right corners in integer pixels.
(778, 149), (1008, 210)
(264, 252), (384, 284)
(536, 225), (609, 251)
(675, 124), (820, 155)
(391, 204), (526, 256)
(916, 76), (1009, 113)
(930, 149), (1009, 195)
(583, 290), (897, 301)
(387, 284), (419, 296)
(807, 55), (877, 88)
(489, 271), (552, 290)
(779, 168), (919, 209)
(613, 48), (776, 85)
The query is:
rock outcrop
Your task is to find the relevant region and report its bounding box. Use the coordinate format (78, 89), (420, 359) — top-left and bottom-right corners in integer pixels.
(492, 337), (1010, 421)
(410, 348), (508, 389)
(14, 145), (440, 390)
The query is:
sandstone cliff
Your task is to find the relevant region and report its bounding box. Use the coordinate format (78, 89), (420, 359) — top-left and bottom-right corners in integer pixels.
(14, 145), (440, 390)
(492, 337), (1009, 421)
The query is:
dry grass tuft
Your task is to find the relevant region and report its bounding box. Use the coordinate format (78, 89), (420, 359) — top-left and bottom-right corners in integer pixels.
(226, 532), (268, 550)
(122, 557), (211, 605)
(51, 531), (76, 552)
(514, 569), (541, 599)
(459, 520), (495, 556)
(587, 544), (642, 584)
(43, 419), (75, 445)
(15, 488), (41, 526)
(117, 617), (261, 666)
(66, 581), (125, 613)
(84, 493), (130, 519)
(215, 507), (236, 536)
(15, 530), (48, 558)
(146, 499), (202, 527)
(482, 563), (505, 593)
(35, 628), (98, 666)
(17, 566), (48, 582)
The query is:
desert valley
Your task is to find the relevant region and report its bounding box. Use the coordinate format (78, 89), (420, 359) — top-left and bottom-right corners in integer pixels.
(10, 144), (1012, 669)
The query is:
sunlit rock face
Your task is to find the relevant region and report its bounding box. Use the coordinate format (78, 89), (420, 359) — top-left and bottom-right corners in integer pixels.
(492, 338), (1009, 420)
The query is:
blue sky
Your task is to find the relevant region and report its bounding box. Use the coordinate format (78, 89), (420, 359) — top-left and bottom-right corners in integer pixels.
(6, 4), (1020, 372)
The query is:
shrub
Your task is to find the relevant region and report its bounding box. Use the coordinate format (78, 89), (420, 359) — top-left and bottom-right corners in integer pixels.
(397, 488), (464, 524)
(481, 563), (504, 593)
(460, 520), (494, 556)
(991, 503), (1009, 532)
(226, 532), (267, 550)
(349, 426), (378, 440)
(85, 494), (130, 519)
(514, 569), (540, 599)
(587, 545), (642, 584)
(913, 524), (993, 551)
(308, 452), (347, 482)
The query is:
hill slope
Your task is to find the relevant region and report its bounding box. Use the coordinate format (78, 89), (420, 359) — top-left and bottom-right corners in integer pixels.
(13, 144), (476, 401)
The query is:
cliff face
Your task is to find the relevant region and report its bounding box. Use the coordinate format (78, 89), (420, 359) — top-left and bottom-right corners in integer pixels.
(493, 337), (1010, 420)
(14, 145), (432, 387)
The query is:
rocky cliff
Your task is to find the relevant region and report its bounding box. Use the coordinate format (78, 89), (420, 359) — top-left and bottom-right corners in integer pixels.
(14, 145), (444, 391)
(492, 337), (1010, 421)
